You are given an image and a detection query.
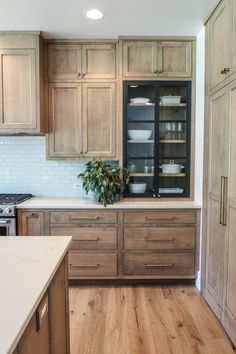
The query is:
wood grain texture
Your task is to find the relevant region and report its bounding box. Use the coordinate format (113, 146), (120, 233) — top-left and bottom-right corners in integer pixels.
(69, 285), (236, 354)
(18, 210), (45, 236)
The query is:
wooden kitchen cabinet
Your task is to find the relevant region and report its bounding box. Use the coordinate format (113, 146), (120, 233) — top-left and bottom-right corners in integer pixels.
(18, 210), (45, 236)
(82, 83), (116, 157)
(13, 254), (70, 354)
(203, 1), (236, 345)
(48, 42), (116, 80)
(208, 0), (230, 90)
(48, 82), (82, 158)
(47, 82), (117, 158)
(17, 294), (50, 354)
(18, 207), (199, 280)
(0, 32), (46, 134)
(122, 40), (192, 78)
(123, 209), (197, 279)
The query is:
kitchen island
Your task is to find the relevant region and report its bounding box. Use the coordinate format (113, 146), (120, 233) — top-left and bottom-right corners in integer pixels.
(0, 236), (71, 354)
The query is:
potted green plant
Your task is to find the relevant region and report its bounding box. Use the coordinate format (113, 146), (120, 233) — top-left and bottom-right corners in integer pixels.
(78, 160), (129, 207)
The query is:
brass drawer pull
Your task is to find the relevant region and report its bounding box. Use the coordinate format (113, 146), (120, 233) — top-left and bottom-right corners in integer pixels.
(70, 263), (99, 268)
(69, 216), (100, 221)
(145, 237), (175, 242)
(145, 217), (176, 221)
(145, 263), (174, 268)
(73, 237), (100, 241)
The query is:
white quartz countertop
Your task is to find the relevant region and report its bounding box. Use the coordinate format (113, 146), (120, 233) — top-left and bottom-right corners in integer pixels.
(0, 236), (72, 354)
(17, 197), (201, 209)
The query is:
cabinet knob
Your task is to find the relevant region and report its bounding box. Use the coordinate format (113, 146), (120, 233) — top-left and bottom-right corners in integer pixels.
(77, 72), (81, 78)
(154, 70), (162, 74)
(82, 73), (85, 78)
(221, 67), (230, 74)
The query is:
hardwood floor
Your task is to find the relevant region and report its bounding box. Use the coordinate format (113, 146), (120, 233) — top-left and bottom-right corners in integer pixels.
(69, 285), (236, 354)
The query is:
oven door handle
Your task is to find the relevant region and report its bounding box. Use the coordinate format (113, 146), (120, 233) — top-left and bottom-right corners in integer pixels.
(0, 220), (10, 224)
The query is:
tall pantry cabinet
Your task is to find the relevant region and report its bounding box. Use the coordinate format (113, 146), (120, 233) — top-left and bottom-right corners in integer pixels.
(202, 0), (236, 346)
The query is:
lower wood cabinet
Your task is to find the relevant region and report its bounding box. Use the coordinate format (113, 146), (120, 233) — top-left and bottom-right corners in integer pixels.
(68, 251), (117, 278)
(18, 294), (50, 354)
(18, 208), (200, 280)
(123, 252), (195, 277)
(14, 254), (70, 354)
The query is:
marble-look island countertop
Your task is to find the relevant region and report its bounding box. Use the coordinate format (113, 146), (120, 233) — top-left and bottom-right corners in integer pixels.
(17, 197), (201, 209)
(0, 236), (72, 354)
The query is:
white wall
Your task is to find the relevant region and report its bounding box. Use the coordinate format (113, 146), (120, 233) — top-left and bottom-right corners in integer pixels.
(195, 26), (205, 290)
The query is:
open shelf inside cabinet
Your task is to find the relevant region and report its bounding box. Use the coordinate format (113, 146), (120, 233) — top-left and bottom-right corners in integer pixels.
(123, 81), (191, 198)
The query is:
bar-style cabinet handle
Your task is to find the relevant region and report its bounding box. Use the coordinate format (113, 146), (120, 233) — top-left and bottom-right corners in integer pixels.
(220, 176), (228, 226)
(69, 216), (100, 221)
(145, 216), (176, 221)
(73, 237), (100, 241)
(145, 263), (173, 268)
(145, 237), (175, 243)
(222, 177), (228, 226)
(36, 296), (48, 332)
(69, 264), (99, 268)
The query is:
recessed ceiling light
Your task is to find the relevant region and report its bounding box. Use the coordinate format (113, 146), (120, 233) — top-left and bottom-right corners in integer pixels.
(85, 9), (104, 20)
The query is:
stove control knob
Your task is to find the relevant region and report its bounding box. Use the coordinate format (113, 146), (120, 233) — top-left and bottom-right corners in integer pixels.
(4, 207), (12, 214)
(0, 208), (3, 213)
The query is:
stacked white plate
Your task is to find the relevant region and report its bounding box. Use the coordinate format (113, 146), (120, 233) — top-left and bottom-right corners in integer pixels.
(130, 97), (150, 104)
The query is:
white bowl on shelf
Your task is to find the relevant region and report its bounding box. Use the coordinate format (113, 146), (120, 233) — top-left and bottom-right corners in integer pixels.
(128, 130), (152, 140)
(129, 183), (147, 193)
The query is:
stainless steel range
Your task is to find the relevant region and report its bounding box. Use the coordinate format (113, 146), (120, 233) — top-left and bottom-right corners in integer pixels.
(0, 194), (32, 236)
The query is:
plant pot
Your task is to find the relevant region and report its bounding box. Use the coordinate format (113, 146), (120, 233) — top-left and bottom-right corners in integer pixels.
(87, 191), (97, 202)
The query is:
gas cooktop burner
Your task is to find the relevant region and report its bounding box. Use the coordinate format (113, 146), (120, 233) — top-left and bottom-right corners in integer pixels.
(0, 194), (32, 205)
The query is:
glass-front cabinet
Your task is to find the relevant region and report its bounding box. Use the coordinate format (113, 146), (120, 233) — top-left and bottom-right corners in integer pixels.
(123, 81), (191, 198)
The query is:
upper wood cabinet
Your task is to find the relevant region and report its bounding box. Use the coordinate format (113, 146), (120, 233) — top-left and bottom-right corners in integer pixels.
(122, 40), (192, 78)
(0, 33), (46, 134)
(47, 82), (116, 159)
(48, 43), (116, 81)
(208, 0), (230, 89)
(48, 83), (83, 158)
(82, 83), (116, 158)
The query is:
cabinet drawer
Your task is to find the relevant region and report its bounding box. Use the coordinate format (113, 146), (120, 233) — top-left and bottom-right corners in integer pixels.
(50, 211), (117, 224)
(68, 251), (117, 277)
(124, 227), (195, 250)
(123, 252), (195, 276)
(124, 210), (195, 224)
(51, 226), (117, 250)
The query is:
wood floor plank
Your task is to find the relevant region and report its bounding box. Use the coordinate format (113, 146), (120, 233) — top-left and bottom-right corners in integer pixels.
(69, 285), (236, 354)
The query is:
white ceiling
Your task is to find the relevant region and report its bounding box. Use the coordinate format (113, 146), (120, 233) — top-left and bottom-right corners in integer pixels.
(0, 0), (219, 39)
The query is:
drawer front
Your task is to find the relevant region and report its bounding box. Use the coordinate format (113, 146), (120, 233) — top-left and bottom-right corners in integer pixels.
(51, 226), (117, 250)
(123, 252), (195, 276)
(124, 227), (195, 250)
(50, 211), (117, 224)
(68, 251), (117, 277)
(124, 210), (196, 224)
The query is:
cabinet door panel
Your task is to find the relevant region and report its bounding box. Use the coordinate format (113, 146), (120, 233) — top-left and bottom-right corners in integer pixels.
(222, 81), (236, 346)
(19, 211), (45, 236)
(0, 49), (36, 129)
(48, 45), (82, 80)
(82, 44), (116, 79)
(82, 83), (116, 157)
(123, 41), (157, 77)
(48, 83), (82, 158)
(157, 41), (192, 77)
(18, 295), (50, 354)
(204, 88), (229, 319)
(209, 0), (230, 89)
